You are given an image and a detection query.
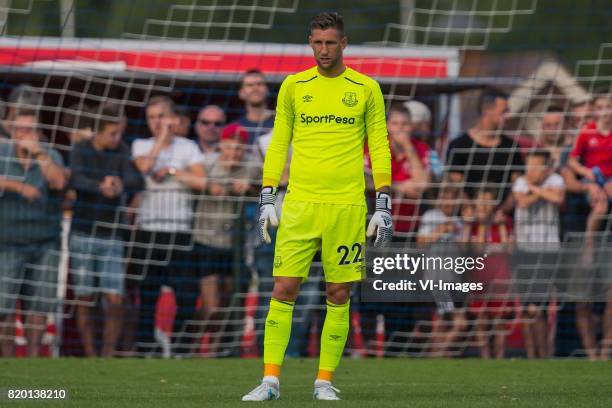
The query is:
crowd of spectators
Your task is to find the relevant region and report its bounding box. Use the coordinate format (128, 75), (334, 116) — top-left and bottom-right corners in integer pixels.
(0, 72), (610, 360)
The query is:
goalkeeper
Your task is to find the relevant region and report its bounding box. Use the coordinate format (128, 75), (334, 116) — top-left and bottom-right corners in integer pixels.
(242, 11), (392, 401)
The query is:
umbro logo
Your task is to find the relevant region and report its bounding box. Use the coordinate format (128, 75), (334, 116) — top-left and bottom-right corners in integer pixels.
(302, 95), (313, 102)
(267, 319), (279, 328)
(329, 334), (342, 341)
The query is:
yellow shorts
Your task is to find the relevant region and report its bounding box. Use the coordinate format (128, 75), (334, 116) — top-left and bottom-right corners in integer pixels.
(273, 200), (366, 283)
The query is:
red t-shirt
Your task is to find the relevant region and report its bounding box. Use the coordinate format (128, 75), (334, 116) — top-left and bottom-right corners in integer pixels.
(570, 122), (612, 178)
(389, 138), (430, 233)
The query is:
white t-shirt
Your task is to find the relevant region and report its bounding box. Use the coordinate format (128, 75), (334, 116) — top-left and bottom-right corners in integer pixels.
(132, 136), (205, 232)
(513, 173), (565, 251)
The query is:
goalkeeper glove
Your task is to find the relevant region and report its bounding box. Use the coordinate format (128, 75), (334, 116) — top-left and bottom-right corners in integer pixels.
(366, 191), (393, 247)
(258, 186), (279, 244)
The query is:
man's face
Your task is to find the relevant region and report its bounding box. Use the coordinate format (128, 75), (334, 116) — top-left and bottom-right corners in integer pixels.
(387, 111), (412, 149)
(525, 155), (549, 185)
(196, 107), (226, 144)
(239, 74), (269, 107)
(484, 97), (508, 129)
(309, 28), (346, 72)
(175, 114), (191, 137)
(541, 112), (564, 146)
(570, 103), (591, 131)
(11, 115), (39, 143)
(593, 96), (612, 127)
(96, 121), (124, 150)
(219, 138), (245, 165)
(146, 102), (172, 137)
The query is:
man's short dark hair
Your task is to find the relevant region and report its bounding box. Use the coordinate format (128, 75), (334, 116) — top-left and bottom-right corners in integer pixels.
(477, 87), (508, 115)
(62, 103), (94, 131)
(545, 105), (565, 114)
(13, 109), (38, 120)
(526, 148), (552, 165)
(239, 69), (266, 89)
(310, 12), (344, 35)
(146, 95), (175, 111)
(172, 104), (190, 118)
(387, 104), (411, 120)
(93, 103), (125, 133)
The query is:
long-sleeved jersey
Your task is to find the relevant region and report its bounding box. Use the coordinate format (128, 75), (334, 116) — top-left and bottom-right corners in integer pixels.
(263, 66), (391, 205)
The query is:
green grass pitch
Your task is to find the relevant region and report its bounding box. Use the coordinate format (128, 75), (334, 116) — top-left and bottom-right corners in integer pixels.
(0, 358), (610, 407)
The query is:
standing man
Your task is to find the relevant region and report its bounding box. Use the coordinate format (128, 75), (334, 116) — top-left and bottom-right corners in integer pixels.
(237, 69), (275, 145)
(445, 88), (524, 210)
(130, 95), (206, 355)
(242, 12), (392, 401)
(69, 103), (144, 357)
(0, 110), (68, 356)
(195, 105), (226, 170)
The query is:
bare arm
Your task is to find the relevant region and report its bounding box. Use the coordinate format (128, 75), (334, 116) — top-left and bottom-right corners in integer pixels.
(133, 139), (166, 175)
(530, 185), (565, 205)
(567, 156), (593, 181)
(174, 162), (207, 192)
(561, 166), (586, 194)
(35, 151), (68, 190)
(392, 144), (431, 198)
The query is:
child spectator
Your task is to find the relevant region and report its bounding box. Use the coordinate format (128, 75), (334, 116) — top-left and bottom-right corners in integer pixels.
(417, 185), (466, 357)
(513, 150), (565, 358)
(464, 187), (515, 359)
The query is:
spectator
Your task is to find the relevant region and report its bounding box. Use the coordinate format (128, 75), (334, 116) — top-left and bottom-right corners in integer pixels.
(173, 105), (192, 138)
(130, 95), (207, 355)
(567, 92), (612, 263)
(513, 150), (565, 358)
(538, 106), (568, 168)
(237, 69), (275, 144)
(61, 103), (95, 146)
(566, 93), (612, 360)
(464, 187), (514, 359)
(69, 103), (144, 357)
(560, 102), (592, 238)
(193, 123), (259, 353)
(417, 185), (463, 245)
(195, 105), (226, 170)
(446, 88), (524, 211)
(385, 104), (430, 238)
(0, 110), (68, 356)
(568, 100), (592, 141)
(416, 185), (466, 357)
(1, 85), (44, 140)
(405, 100), (443, 179)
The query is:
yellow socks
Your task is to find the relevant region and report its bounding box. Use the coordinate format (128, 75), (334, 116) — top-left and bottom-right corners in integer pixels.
(262, 298), (295, 377)
(318, 300), (350, 380)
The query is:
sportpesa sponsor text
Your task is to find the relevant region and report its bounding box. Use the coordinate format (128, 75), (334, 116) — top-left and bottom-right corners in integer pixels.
(301, 113), (356, 125)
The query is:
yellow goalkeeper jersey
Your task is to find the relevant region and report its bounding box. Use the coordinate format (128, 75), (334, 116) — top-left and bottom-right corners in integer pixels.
(263, 66), (391, 205)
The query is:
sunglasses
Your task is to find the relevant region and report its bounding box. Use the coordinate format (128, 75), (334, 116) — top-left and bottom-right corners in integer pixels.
(198, 119), (225, 127)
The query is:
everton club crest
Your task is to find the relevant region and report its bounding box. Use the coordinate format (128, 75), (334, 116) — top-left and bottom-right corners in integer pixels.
(342, 92), (358, 107)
